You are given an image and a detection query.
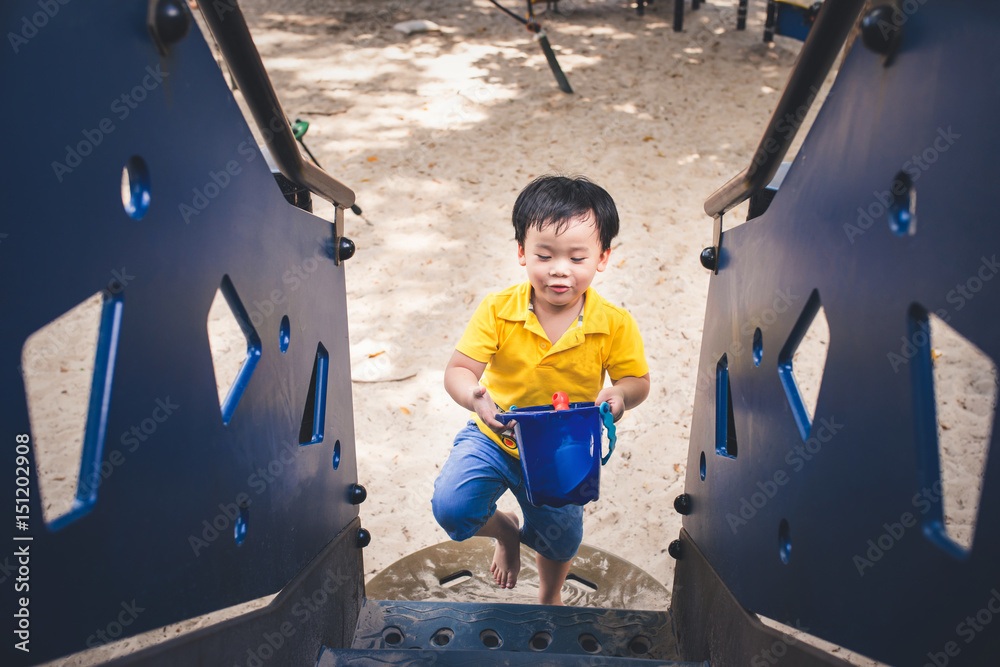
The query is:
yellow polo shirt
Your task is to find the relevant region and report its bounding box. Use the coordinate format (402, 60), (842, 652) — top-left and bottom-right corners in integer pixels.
(456, 281), (648, 458)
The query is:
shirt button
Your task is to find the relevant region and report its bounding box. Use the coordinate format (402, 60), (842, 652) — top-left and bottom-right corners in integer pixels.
(540, 342), (548, 350)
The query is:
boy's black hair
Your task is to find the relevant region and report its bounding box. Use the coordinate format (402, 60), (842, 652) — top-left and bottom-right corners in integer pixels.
(512, 175), (619, 252)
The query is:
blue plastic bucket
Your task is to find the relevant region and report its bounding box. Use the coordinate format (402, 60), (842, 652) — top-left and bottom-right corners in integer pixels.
(496, 402), (616, 508)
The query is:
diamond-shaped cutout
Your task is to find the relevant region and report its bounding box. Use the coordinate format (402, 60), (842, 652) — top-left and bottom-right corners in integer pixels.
(299, 343), (329, 446)
(910, 307), (996, 555)
(21, 291), (123, 527)
(715, 354), (738, 458)
(207, 276), (261, 425)
(778, 289), (829, 440)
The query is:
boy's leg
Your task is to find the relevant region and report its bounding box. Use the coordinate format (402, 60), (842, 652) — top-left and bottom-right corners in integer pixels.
(511, 487), (584, 605)
(536, 554), (574, 606)
(431, 423), (526, 588)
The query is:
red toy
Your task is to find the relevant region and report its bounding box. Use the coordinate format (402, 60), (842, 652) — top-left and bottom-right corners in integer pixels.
(552, 391), (570, 411)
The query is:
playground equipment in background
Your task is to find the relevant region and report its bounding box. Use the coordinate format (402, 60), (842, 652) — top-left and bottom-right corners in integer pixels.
(5, 0), (1000, 664)
(669, 0), (702, 30)
(486, 0), (573, 93)
(674, 0), (821, 39)
(764, 0), (824, 42)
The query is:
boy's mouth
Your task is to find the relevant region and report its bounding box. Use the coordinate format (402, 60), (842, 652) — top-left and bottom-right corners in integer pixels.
(548, 284), (570, 293)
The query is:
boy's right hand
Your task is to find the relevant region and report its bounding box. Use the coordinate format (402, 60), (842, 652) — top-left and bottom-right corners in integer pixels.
(471, 386), (510, 434)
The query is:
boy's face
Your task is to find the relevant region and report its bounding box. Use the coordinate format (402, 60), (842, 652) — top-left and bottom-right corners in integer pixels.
(517, 212), (611, 312)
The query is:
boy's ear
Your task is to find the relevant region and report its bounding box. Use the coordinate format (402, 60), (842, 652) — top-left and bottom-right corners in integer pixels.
(517, 244), (527, 267)
(596, 247), (611, 272)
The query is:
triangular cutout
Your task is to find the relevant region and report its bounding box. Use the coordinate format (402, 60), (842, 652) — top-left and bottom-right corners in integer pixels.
(21, 291), (123, 527)
(716, 354), (738, 458)
(207, 276), (261, 425)
(911, 306), (996, 555)
(299, 343), (329, 446)
(778, 290), (830, 440)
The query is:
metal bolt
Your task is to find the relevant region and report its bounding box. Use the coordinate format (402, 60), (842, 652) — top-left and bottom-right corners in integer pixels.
(699, 247), (717, 271)
(356, 527), (371, 548)
(860, 5), (902, 57)
(668, 539), (683, 559)
(338, 237), (356, 262)
(147, 0), (191, 55)
(673, 493), (692, 515)
(349, 483), (368, 505)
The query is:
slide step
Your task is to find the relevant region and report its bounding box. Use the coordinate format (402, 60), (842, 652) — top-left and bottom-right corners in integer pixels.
(350, 599), (682, 660)
(320, 647), (705, 666)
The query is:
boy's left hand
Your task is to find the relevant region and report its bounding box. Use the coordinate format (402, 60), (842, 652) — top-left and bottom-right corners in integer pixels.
(595, 374), (650, 422)
(595, 387), (626, 422)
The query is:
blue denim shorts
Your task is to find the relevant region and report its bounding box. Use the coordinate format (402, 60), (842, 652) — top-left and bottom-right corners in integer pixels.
(431, 422), (584, 563)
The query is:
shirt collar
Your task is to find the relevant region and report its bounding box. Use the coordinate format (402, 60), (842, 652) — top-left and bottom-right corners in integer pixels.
(580, 286), (610, 335)
(496, 282), (609, 335)
(496, 282), (533, 322)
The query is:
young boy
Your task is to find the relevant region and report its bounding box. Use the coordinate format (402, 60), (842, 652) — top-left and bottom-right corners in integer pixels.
(432, 175), (650, 605)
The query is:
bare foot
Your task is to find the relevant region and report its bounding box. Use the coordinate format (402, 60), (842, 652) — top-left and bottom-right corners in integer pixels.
(488, 511), (521, 589)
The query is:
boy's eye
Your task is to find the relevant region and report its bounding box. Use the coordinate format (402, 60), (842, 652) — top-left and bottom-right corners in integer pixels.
(571, 258), (585, 263)
(536, 255), (551, 261)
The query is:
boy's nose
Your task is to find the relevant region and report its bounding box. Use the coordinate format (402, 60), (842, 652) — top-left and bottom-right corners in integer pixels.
(549, 261), (569, 276)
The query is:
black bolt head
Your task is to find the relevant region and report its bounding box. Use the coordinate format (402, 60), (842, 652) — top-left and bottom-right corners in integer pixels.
(356, 527), (371, 548)
(699, 247), (717, 271)
(674, 493), (692, 515)
(349, 483), (368, 505)
(668, 539), (683, 559)
(153, 0), (191, 47)
(338, 237), (356, 262)
(860, 5), (901, 56)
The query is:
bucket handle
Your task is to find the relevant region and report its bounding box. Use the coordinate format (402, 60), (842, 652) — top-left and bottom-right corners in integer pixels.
(599, 402), (616, 465)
